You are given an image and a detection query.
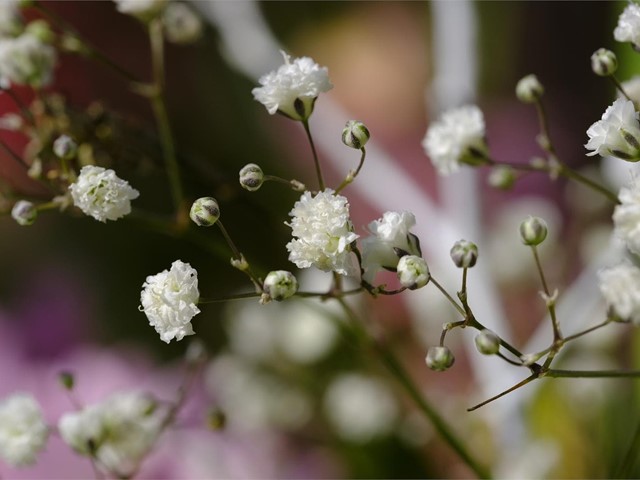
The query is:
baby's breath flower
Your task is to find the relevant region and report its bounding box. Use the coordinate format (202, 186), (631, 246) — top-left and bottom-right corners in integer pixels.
(239, 163), (264, 191)
(519, 216), (548, 246)
(0, 393), (48, 467)
(474, 329), (500, 355)
(615, 3), (640, 49)
(252, 51), (333, 121)
(0, 0), (22, 38)
(113, 0), (168, 21)
(139, 260), (200, 343)
(163, 2), (202, 45)
(515, 74), (544, 103)
(585, 98), (640, 161)
(69, 165), (139, 222)
(342, 120), (370, 149)
(286, 189), (358, 275)
(591, 48), (618, 77)
(190, 197), (220, 227)
(53, 134), (77, 160)
(450, 239), (478, 268)
(425, 346), (455, 371)
(0, 32), (56, 87)
(422, 105), (488, 175)
(262, 270), (298, 302)
(11, 200), (36, 226)
(598, 262), (640, 324)
(613, 181), (640, 255)
(396, 255), (429, 290)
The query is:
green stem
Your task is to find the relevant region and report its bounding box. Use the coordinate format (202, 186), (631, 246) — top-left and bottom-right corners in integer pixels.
(558, 165), (619, 204)
(616, 416), (640, 478)
(531, 245), (562, 343)
(429, 276), (466, 317)
(545, 369), (640, 378)
(468, 374), (538, 411)
(215, 219), (262, 289)
(335, 147), (366, 194)
(301, 119), (325, 191)
(610, 75), (633, 102)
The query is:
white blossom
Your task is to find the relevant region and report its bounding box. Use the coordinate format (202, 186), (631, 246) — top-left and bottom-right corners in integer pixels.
(361, 211), (420, 284)
(0, 393), (48, 467)
(113, 0), (168, 20)
(0, 0), (22, 38)
(252, 51), (333, 121)
(0, 33), (56, 87)
(11, 199), (36, 226)
(58, 391), (162, 476)
(396, 255), (429, 289)
(163, 2), (202, 45)
(613, 180), (640, 255)
(615, 3), (640, 48)
(286, 189), (358, 275)
(139, 260), (200, 343)
(69, 165), (139, 222)
(598, 262), (640, 324)
(585, 98), (640, 161)
(422, 105), (487, 175)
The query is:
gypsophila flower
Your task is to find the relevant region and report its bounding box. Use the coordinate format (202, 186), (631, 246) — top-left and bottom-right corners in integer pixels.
(163, 1), (202, 44)
(615, 3), (640, 49)
(515, 74), (544, 103)
(613, 181), (640, 255)
(0, 0), (22, 38)
(0, 393), (48, 467)
(239, 163), (264, 191)
(11, 200), (36, 226)
(286, 189), (358, 275)
(422, 105), (488, 175)
(69, 165), (139, 222)
(591, 48), (618, 77)
(598, 262), (640, 324)
(262, 270), (298, 302)
(58, 391), (161, 476)
(252, 51), (333, 121)
(425, 346), (455, 371)
(585, 98), (640, 161)
(396, 255), (429, 290)
(0, 32), (56, 87)
(361, 211), (420, 284)
(53, 134), (77, 160)
(113, 0), (168, 21)
(139, 260), (200, 343)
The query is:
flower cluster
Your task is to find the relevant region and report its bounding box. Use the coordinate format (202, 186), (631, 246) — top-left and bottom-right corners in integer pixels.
(598, 262), (640, 324)
(0, 393), (48, 467)
(614, 2), (640, 49)
(0, 32), (56, 88)
(613, 180), (640, 254)
(585, 98), (640, 161)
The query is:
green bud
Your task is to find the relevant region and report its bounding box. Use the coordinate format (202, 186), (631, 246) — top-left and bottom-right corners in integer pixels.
(342, 120), (370, 149)
(190, 197), (220, 227)
(487, 166), (516, 190)
(450, 239), (478, 268)
(58, 371), (75, 390)
(262, 270), (298, 303)
(425, 346), (455, 371)
(207, 408), (226, 430)
(396, 255), (430, 289)
(519, 216), (548, 246)
(239, 163), (264, 192)
(474, 329), (500, 355)
(25, 20), (55, 44)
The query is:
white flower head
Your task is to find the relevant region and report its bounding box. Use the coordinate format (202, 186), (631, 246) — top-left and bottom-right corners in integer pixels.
(58, 391), (161, 476)
(163, 2), (202, 45)
(69, 165), (139, 222)
(585, 98), (640, 161)
(396, 255), (429, 290)
(139, 260), (200, 343)
(0, 32), (56, 87)
(615, 3), (640, 49)
(361, 211), (420, 284)
(598, 262), (640, 324)
(422, 104), (488, 175)
(113, 0), (168, 21)
(613, 180), (640, 254)
(0, 0), (22, 38)
(286, 189), (358, 275)
(252, 51), (333, 121)
(0, 393), (48, 467)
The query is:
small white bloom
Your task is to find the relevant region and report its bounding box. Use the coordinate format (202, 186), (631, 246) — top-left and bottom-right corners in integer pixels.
(422, 105), (487, 175)
(361, 211), (420, 284)
(113, 0), (168, 20)
(69, 165), (139, 222)
(598, 262), (640, 324)
(615, 3), (640, 48)
(262, 270), (298, 302)
(0, 0), (22, 38)
(396, 255), (429, 290)
(139, 260), (200, 343)
(53, 134), (77, 160)
(585, 98), (640, 161)
(163, 2), (202, 45)
(11, 200), (36, 226)
(0, 393), (48, 467)
(591, 48), (618, 77)
(0, 33), (56, 87)
(613, 181), (640, 255)
(515, 74), (544, 103)
(252, 51), (333, 121)
(286, 189), (358, 275)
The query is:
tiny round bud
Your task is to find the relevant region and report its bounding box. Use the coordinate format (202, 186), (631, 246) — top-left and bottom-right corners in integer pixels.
(207, 408), (226, 431)
(342, 120), (370, 149)
(515, 74), (544, 103)
(185, 339), (207, 365)
(450, 239), (478, 268)
(519, 215), (548, 246)
(58, 371), (75, 390)
(11, 200), (37, 226)
(163, 2), (203, 45)
(425, 346), (455, 372)
(397, 255), (430, 289)
(239, 163), (264, 192)
(190, 197), (220, 227)
(263, 270), (298, 302)
(487, 166), (516, 190)
(591, 48), (618, 77)
(474, 329), (500, 355)
(25, 19), (55, 44)
(53, 134), (77, 160)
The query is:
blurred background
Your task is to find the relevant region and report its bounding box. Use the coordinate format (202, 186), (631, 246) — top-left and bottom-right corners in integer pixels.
(1, 1), (640, 478)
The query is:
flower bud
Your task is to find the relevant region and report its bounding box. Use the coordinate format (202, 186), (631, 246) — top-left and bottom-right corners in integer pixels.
(58, 371), (75, 390)
(262, 270), (298, 302)
(396, 255), (429, 289)
(515, 74), (544, 103)
(591, 48), (618, 77)
(450, 239), (478, 268)
(519, 215), (548, 246)
(342, 120), (370, 149)
(190, 197), (220, 227)
(207, 408), (226, 430)
(239, 163), (264, 192)
(163, 2), (203, 45)
(25, 20), (55, 44)
(53, 134), (77, 160)
(11, 200), (37, 226)
(425, 346), (455, 372)
(185, 339), (207, 365)
(474, 329), (500, 355)
(487, 165), (516, 190)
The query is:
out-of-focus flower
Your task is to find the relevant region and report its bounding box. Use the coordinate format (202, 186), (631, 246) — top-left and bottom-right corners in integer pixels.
(53, 135), (77, 160)
(163, 2), (202, 45)
(113, 0), (168, 21)
(591, 48), (618, 77)
(0, 0), (22, 38)
(69, 165), (139, 222)
(613, 181), (640, 255)
(0, 32), (56, 88)
(515, 74), (544, 103)
(422, 105), (487, 175)
(286, 189), (358, 276)
(425, 346), (455, 371)
(396, 255), (429, 289)
(139, 260), (200, 343)
(615, 3), (640, 49)
(0, 393), (48, 467)
(585, 98), (640, 161)
(11, 200), (36, 226)
(252, 51), (333, 121)
(598, 262), (640, 324)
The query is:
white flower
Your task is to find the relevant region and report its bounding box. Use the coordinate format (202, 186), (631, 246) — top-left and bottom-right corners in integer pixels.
(598, 262), (640, 324)
(361, 211), (420, 284)
(0, 393), (48, 467)
(286, 189), (358, 275)
(615, 3), (640, 48)
(140, 260), (200, 343)
(585, 98), (640, 161)
(422, 105), (487, 175)
(262, 270), (298, 302)
(11, 199), (36, 226)
(396, 255), (429, 289)
(69, 165), (139, 222)
(58, 391), (162, 476)
(613, 180), (640, 255)
(113, 0), (168, 20)
(0, 33), (56, 87)
(0, 0), (22, 38)
(252, 51), (333, 121)
(515, 74), (544, 103)
(163, 2), (202, 45)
